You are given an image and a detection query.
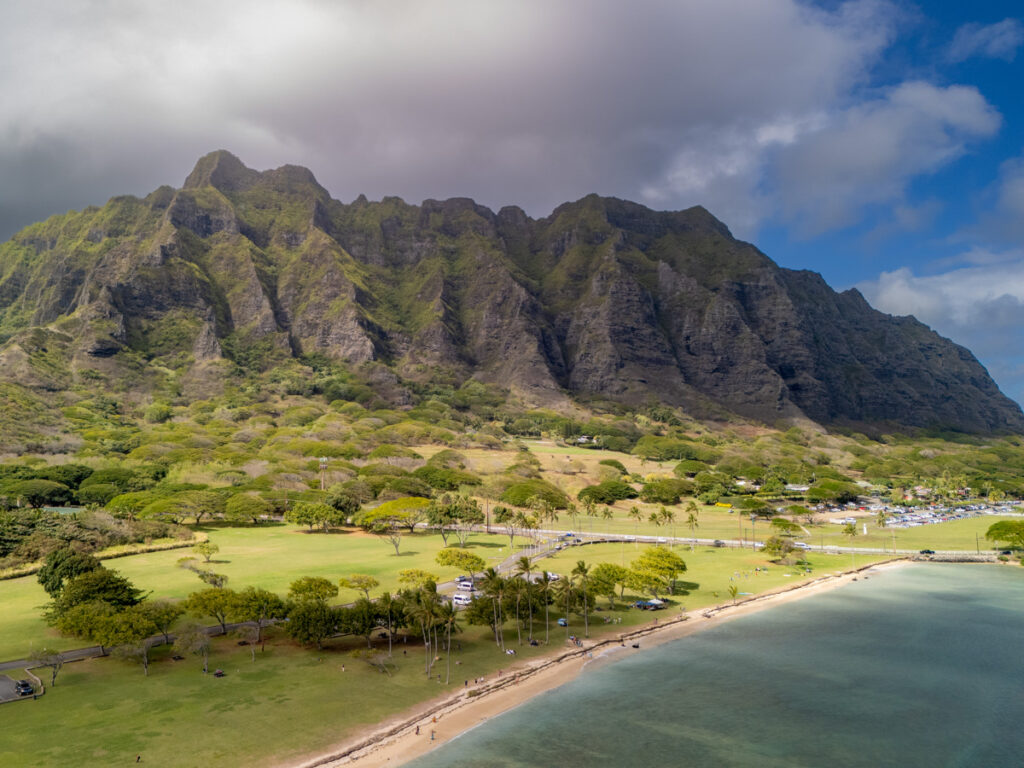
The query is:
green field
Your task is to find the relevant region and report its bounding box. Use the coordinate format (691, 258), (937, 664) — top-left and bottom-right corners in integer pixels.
(0, 524), (513, 661)
(543, 542), (887, 612)
(0, 536), (893, 767)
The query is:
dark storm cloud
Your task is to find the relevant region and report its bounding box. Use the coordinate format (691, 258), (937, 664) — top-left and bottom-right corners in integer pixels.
(0, 0), (907, 241)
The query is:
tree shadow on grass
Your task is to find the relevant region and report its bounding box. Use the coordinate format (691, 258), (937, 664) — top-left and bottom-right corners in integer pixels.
(670, 580), (700, 596)
(464, 541), (504, 549)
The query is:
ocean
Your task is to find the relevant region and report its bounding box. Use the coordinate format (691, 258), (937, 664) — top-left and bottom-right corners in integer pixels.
(407, 564), (1024, 767)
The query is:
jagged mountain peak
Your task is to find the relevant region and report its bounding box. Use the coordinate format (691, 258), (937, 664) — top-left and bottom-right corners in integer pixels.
(0, 151), (1021, 435)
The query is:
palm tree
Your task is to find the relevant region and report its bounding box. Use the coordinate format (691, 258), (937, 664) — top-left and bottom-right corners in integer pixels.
(409, 590), (441, 676)
(481, 567), (506, 650)
(438, 601), (462, 684)
(628, 506), (643, 546)
(552, 577), (574, 640)
(686, 512), (699, 551)
(728, 584), (739, 605)
(537, 572), (553, 644)
(516, 556), (535, 642)
(842, 522), (858, 569)
(583, 498), (597, 534)
(566, 502), (580, 532)
(572, 560), (591, 638)
(660, 506), (677, 546)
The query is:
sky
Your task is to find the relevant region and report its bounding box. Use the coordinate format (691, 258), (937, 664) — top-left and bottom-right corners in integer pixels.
(1, 0), (1023, 405)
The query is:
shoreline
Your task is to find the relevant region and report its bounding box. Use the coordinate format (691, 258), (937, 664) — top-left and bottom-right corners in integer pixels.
(289, 558), (909, 768)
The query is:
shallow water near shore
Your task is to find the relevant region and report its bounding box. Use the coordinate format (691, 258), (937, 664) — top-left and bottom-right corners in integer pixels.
(407, 564), (1024, 768)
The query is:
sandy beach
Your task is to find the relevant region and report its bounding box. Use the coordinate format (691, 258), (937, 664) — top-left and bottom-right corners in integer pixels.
(290, 558), (909, 768)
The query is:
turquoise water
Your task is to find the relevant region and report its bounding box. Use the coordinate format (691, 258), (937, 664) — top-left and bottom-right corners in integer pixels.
(409, 565), (1024, 767)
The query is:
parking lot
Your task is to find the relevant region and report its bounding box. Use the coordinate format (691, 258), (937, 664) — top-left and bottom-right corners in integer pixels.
(0, 674), (32, 703)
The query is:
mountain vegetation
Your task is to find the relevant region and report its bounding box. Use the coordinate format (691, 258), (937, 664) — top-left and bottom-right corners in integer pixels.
(0, 150), (1021, 460)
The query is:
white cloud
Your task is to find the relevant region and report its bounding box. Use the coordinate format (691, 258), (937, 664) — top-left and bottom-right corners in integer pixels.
(858, 258), (1024, 403)
(0, 0), (902, 239)
(948, 18), (1024, 62)
(771, 82), (1000, 235)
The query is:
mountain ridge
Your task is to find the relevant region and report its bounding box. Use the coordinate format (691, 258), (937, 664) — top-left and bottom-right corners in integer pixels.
(0, 149), (1020, 438)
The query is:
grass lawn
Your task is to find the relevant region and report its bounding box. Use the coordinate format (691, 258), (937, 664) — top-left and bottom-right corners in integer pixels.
(0, 543), (888, 767)
(542, 542), (890, 613)
(0, 525), (512, 662)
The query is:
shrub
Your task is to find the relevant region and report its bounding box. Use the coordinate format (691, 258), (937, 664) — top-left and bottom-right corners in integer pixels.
(499, 479), (570, 509)
(578, 480), (639, 505)
(640, 478), (693, 505)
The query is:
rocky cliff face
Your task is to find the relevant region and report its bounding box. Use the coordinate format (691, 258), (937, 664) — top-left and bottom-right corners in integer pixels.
(1, 150), (1021, 433)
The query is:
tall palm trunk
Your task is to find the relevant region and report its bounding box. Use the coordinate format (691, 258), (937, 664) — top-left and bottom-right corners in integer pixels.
(515, 591), (522, 646)
(445, 623), (452, 684)
(527, 587), (534, 642)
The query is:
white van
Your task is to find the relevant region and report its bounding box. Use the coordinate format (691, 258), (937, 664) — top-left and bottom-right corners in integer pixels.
(457, 581), (475, 591)
(452, 593), (472, 606)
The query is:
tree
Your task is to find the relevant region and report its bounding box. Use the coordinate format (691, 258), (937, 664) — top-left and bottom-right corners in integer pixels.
(536, 571), (554, 643)
(193, 541), (219, 563)
(685, 511), (700, 551)
(339, 574), (379, 601)
(288, 576), (338, 605)
(29, 648), (65, 686)
(552, 577), (576, 639)
(340, 597), (383, 648)
(728, 584), (739, 605)
(762, 535), (796, 563)
(224, 493), (271, 525)
(493, 506), (520, 549)
(174, 620), (211, 673)
(287, 501), (344, 533)
(628, 506), (644, 541)
(37, 548), (101, 597)
(105, 491), (161, 522)
(842, 522), (858, 568)
(357, 507), (411, 555)
(515, 556), (536, 641)
(5, 479), (73, 508)
(185, 588), (239, 634)
(985, 520), (1024, 550)
(572, 561), (592, 637)
(659, 506), (677, 544)
(480, 568), (507, 650)
(770, 518), (801, 537)
(592, 562), (630, 605)
(626, 568), (664, 598)
(233, 586), (287, 651)
(632, 547), (687, 595)
(398, 569), (439, 589)
(435, 548), (487, 581)
(51, 568), (144, 617)
(326, 484), (363, 517)
(109, 605), (159, 675)
(53, 600), (119, 653)
(141, 599), (185, 645)
(286, 601), (338, 650)
(438, 600), (462, 684)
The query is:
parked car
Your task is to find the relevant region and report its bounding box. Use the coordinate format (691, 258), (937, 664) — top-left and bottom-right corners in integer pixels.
(557, 618), (568, 627)
(794, 542), (812, 550)
(919, 549), (935, 555)
(712, 540), (725, 548)
(452, 594), (472, 606)
(456, 581), (475, 591)
(15, 680), (33, 696)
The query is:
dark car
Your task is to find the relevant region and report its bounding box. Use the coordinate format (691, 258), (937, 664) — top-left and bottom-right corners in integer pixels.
(919, 549), (935, 555)
(712, 540), (725, 548)
(15, 680), (33, 696)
